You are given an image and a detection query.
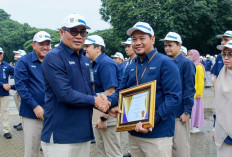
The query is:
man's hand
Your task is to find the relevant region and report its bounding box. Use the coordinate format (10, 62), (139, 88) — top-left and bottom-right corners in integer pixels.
(135, 122), (153, 134)
(94, 96), (111, 113)
(33, 105), (44, 120)
(95, 119), (107, 130)
(180, 113), (190, 123)
(3, 84), (11, 91)
(212, 131), (215, 141)
(108, 107), (122, 118)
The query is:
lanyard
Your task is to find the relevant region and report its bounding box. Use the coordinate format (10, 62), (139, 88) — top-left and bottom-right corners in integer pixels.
(136, 51), (158, 85)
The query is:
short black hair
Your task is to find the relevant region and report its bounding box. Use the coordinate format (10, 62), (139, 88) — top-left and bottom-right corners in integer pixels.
(93, 44), (105, 52)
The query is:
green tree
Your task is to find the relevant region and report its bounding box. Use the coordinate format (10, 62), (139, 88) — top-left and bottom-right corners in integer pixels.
(0, 9), (10, 22)
(100, 0), (232, 55)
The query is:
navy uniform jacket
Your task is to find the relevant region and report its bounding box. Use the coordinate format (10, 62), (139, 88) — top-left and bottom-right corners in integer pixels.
(204, 60), (213, 71)
(211, 53), (224, 77)
(41, 42), (95, 144)
(0, 61), (14, 96)
(15, 51), (45, 119)
(108, 49), (182, 138)
(173, 53), (196, 117)
(92, 53), (119, 93)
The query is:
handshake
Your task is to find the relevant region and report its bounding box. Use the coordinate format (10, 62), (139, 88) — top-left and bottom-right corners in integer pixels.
(94, 95), (111, 113)
(94, 95), (122, 118)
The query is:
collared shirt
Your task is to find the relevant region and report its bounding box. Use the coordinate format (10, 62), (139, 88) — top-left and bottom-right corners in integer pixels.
(118, 61), (126, 81)
(204, 59), (213, 71)
(15, 51), (45, 119)
(211, 53), (224, 77)
(108, 48), (182, 139)
(122, 58), (135, 75)
(41, 41), (95, 144)
(173, 53), (196, 117)
(0, 61), (14, 96)
(92, 53), (119, 93)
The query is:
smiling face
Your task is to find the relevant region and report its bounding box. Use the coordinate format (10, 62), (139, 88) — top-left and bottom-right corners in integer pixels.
(131, 31), (155, 56)
(222, 47), (232, 69)
(60, 26), (87, 52)
(32, 40), (51, 60)
(164, 41), (181, 59)
(84, 44), (101, 61)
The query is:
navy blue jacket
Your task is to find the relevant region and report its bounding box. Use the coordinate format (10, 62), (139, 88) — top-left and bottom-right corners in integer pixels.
(41, 42), (95, 144)
(211, 53), (224, 77)
(108, 49), (182, 138)
(204, 60), (213, 71)
(15, 51), (45, 119)
(0, 61), (14, 96)
(173, 54), (196, 117)
(92, 53), (119, 93)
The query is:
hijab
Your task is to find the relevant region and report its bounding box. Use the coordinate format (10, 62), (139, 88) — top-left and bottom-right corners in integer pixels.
(188, 49), (205, 71)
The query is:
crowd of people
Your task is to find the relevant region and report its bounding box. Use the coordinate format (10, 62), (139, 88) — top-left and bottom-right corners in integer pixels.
(0, 13), (231, 157)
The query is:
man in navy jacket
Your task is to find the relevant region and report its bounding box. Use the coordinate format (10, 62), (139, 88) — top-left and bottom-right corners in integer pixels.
(108, 22), (182, 157)
(15, 31), (51, 157)
(41, 13), (110, 157)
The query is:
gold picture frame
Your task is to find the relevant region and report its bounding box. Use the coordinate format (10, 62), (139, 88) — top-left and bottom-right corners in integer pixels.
(116, 81), (156, 132)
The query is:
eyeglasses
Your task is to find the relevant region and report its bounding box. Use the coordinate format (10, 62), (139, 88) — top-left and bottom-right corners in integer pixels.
(63, 28), (88, 37)
(221, 52), (232, 59)
(0, 53), (3, 55)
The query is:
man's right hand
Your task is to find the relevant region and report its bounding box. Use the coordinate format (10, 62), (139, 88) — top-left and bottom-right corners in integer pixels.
(33, 105), (44, 120)
(3, 84), (11, 91)
(94, 96), (111, 113)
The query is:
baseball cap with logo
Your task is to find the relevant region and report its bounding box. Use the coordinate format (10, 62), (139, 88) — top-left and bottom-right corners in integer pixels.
(33, 31), (51, 43)
(180, 46), (187, 55)
(111, 52), (124, 60)
(0, 47), (4, 53)
(160, 32), (182, 44)
(62, 13), (90, 29)
(216, 31), (232, 38)
(127, 22), (154, 36)
(121, 38), (132, 46)
(84, 35), (105, 47)
(217, 40), (232, 50)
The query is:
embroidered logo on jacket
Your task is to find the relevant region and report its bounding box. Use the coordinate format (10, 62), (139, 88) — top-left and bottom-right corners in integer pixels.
(69, 61), (75, 65)
(31, 65), (36, 68)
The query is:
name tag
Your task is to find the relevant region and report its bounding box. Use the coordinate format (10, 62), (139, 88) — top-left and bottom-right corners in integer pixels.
(130, 69), (135, 71)
(69, 61), (75, 65)
(85, 63), (89, 66)
(150, 67), (157, 70)
(31, 65), (36, 68)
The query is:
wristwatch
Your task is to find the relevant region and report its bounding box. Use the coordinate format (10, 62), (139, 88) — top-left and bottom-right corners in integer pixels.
(100, 116), (108, 121)
(184, 112), (190, 115)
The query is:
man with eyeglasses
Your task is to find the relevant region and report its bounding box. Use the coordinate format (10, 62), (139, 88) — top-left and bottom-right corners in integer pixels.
(211, 31), (232, 88)
(0, 47), (14, 139)
(14, 31), (51, 157)
(41, 13), (111, 157)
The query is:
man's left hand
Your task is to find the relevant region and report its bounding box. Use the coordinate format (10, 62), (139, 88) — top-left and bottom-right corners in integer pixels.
(135, 122), (153, 134)
(180, 113), (190, 123)
(95, 119), (107, 130)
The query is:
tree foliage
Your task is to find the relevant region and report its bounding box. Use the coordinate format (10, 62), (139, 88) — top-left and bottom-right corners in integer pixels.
(0, 9), (61, 63)
(100, 0), (232, 55)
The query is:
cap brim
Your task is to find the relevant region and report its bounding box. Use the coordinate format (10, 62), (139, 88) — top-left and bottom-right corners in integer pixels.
(34, 39), (52, 43)
(217, 45), (225, 50)
(13, 51), (20, 54)
(159, 38), (182, 44)
(127, 27), (145, 36)
(84, 40), (93, 45)
(216, 34), (232, 38)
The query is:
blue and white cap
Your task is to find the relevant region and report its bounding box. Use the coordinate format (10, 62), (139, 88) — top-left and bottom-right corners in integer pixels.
(160, 32), (182, 44)
(84, 35), (105, 47)
(14, 50), (27, 59)
(216, 31), (232, 38)
(111, 52), (124, 60)
(0, 47), (4, 53)
(33, 31), (51, 42)
(62, 13), (90, 29)
(217, 40), (232, 50)
(127, 22), (154, 36)
(121, 38), (132, 46)
(180, 46), (187, 55)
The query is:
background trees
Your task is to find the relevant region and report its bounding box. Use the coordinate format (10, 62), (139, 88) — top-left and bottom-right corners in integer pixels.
(100, 0), (232, 55)
(1, 0), (232, 63)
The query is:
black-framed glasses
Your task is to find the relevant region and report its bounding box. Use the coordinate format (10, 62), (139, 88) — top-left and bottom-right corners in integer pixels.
(0, 52), (3, 55)
(62, 27), (88, 37)
(221, 52), (232, 59)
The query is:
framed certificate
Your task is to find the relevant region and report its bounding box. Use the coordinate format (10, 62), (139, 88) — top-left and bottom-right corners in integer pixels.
(116, 81), (156, 132)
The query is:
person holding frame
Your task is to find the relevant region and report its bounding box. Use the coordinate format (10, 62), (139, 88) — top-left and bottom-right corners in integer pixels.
(108, 22), (182, 157)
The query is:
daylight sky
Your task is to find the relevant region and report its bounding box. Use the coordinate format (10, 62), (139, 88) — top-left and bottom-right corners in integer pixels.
(0, 0), (111, 32)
